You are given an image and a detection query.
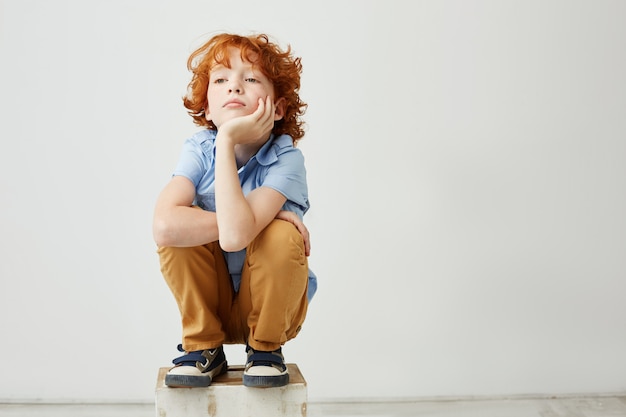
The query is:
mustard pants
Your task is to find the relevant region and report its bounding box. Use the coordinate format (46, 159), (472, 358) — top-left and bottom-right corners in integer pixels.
(158, 219), (309, 352)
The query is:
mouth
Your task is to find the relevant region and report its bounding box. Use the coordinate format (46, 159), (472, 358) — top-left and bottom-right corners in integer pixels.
(223, 99), (245, 108)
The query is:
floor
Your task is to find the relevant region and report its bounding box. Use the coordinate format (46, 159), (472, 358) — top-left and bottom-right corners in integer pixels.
(1, 397), (626, 417)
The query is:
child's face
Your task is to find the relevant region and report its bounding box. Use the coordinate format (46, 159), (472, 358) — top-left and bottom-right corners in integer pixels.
(205, 47), (281, 128)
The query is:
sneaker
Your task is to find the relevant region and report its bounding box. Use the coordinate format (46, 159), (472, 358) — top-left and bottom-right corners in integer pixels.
(165, 344), (228, 388)
(242, 345), (289, 388)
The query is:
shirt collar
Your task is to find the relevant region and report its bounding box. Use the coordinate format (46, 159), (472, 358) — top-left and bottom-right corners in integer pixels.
(255, 134), (293, 165)
(207, 131), (292, 167)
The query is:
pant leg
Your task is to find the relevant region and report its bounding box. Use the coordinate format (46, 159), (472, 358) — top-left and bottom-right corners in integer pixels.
(158, 242), (234, 352)
(238, 219), (309, 351)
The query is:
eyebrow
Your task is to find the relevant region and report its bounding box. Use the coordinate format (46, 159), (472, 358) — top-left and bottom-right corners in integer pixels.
(209, 65), (266, 80)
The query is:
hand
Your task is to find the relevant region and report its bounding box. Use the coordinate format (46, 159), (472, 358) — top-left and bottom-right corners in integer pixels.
(217, 96), (276, 146)
(275, 210), (311, 256)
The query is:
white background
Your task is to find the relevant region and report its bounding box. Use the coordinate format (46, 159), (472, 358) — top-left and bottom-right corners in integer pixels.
(1, 0), (625, 403)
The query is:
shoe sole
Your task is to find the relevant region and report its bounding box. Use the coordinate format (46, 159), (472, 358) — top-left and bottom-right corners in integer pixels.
(243, 373), (289, 388)
(165, 361), (228, 388)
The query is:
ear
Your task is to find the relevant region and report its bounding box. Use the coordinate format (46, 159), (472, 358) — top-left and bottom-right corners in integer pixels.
(274, 97), (286, 121)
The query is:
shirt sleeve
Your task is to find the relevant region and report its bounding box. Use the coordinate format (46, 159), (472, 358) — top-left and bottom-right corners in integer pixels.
(262, 148), (310, 218)
(171, 134), (215, 193)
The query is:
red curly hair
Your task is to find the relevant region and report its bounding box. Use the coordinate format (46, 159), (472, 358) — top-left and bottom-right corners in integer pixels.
(183, 33), (307, 143)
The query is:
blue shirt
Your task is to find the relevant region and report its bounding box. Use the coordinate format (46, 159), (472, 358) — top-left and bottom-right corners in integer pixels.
(172, 129), (317, 301)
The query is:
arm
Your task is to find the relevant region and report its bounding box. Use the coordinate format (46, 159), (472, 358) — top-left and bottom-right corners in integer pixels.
(214, 97), (286, 252)
(152, 175), (220, 247)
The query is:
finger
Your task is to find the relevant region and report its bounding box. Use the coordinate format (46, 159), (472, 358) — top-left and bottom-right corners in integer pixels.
(261, 98), (275, 131)
(255, 97), (265, 118)
(304, 234), (311, 256)
(292, 221), (309, 254)
(278, 212), (310, 256)
(263, 96), (274, 123)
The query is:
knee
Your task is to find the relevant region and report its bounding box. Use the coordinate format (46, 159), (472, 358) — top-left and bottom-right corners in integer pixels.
(157, 242), (221, 271)
(157, 245), (178, 263)
(157, 244), (194, 261)
(259, 219), (301, 244)
(249, 220), (306, 265)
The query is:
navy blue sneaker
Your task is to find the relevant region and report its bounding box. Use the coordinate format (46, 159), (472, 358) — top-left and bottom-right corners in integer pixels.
(165, 344), (228, 388)
(242, 345), (289, 388)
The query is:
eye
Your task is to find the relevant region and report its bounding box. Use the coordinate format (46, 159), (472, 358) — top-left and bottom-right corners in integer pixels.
(213, 78), (227, 84)
(245, 78), (259, 83)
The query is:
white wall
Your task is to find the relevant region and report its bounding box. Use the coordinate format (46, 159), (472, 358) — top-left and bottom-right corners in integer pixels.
(1, 0), (625, 403)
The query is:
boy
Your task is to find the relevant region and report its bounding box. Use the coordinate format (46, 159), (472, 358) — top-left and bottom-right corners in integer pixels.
(152, 33), (316, 389)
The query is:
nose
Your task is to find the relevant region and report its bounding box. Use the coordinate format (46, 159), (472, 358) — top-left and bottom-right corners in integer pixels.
(228, 80), (242, 94)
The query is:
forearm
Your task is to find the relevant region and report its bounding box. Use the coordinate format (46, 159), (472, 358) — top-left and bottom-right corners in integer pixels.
(153, 205), (219, 248)
(214, 135), (256, 251)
